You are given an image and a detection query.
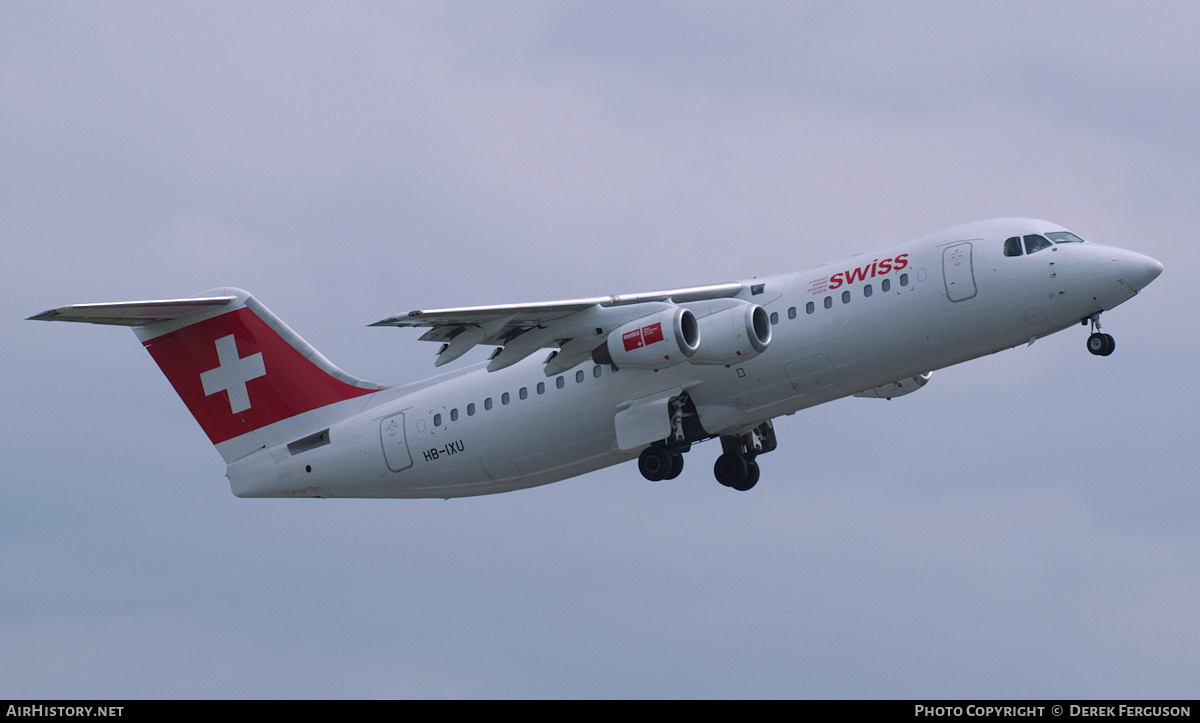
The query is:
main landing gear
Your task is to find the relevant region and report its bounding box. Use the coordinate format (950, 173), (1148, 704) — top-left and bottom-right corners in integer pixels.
(635, 393), (778, 491)
(1085, 314), (1116, 356)
(637, 444), (685, 481)
(638, 420), (778, 491)
(714, 422), (777, 491)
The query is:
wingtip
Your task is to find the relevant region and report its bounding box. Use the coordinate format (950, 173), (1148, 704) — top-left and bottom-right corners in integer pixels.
(368, 312), (423, 327)
(27, 307), (66, 322)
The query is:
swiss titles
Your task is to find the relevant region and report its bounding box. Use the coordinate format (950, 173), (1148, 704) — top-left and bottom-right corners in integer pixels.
(823, 254), (908, 292)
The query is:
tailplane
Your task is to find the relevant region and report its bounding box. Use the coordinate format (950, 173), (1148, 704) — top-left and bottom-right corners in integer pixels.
(29, 288), (384, 462)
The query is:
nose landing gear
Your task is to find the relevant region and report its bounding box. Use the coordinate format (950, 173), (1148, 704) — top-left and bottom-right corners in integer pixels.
(1085, 314), (1116, 356)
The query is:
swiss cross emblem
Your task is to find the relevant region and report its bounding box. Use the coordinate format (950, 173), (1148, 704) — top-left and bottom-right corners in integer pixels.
(199, 335), (266, 414)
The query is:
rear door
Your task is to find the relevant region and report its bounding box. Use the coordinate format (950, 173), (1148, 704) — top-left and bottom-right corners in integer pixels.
(380, 412), (414, 472)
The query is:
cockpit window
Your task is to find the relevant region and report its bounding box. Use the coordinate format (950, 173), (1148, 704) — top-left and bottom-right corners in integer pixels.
(1003, 237), (1023, 257)
(1046, 231), (1086, 244)
(1024, 234), (1053, 254)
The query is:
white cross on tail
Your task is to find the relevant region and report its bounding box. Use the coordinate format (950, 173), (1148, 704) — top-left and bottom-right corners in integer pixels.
(200, 335), (266, 414)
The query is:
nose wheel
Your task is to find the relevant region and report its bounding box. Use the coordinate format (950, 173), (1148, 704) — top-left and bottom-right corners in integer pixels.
(1085, 314), (1115, 356)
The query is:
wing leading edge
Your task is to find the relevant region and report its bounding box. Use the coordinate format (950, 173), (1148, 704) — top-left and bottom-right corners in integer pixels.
(371, 282), (745, 374)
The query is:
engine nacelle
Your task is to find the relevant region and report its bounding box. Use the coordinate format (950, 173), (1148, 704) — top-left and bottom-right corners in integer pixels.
(853, 372), (932, 399)
(689, 302), (772, 365)
(592, 307), (699, 370)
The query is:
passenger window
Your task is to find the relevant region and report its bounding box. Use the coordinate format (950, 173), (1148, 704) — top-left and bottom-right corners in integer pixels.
(842, 290), (851, 304)
(882, 279), (891, 292)
(556, 376), (565, 389)
(824, 296), (832, 309)
(450, 408), (458, 422)
(484, 397), (493, 411)
(593, 365), (602, 378)
(519, 387), (528, 400)
(900, 273), (909, 286)
(537, 382), (545, 395)
(1024, 234), (1052, 254)
(467, 403), (475, 416)
(788, 306), (796, 320)
(770, 311), (779, 325)
(863, 284), (872, 298)
(576, 370), (584, 383)
(501, 392), (510, 405)
(433, 413), (442, 427)
(806, 301), (815, 314)
(1003, 236), (1023, 257)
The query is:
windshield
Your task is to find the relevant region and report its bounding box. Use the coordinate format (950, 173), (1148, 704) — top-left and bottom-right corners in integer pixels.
(1024, 234), (1053, 254)
(1046, 231), (1086, 244)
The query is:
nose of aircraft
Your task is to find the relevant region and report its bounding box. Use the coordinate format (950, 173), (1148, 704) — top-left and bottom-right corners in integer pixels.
(1120, 251), (1164, 292)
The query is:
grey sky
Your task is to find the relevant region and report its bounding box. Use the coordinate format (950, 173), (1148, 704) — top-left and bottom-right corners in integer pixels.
(3, 2), (1197, 698)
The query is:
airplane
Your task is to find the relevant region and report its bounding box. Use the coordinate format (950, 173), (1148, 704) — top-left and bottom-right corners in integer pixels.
(29, 218), (1161, 498)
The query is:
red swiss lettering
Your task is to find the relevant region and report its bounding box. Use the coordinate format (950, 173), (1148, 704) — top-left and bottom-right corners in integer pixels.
(824, 253), (909, 289)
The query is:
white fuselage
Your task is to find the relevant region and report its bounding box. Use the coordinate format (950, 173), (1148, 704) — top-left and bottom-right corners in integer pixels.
(226, 218), (1157, 498)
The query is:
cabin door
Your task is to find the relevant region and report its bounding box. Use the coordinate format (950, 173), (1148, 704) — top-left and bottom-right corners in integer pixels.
(943, 242), (978, 302)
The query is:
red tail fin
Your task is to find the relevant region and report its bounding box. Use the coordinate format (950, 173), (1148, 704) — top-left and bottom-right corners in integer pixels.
(31, 288), (383, 461)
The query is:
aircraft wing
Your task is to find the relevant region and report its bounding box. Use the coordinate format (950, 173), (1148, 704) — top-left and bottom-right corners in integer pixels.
(371, 282), (744, 374)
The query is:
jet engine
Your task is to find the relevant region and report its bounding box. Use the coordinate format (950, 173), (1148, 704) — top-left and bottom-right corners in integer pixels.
(592, 307), (699, 370)
(689, 301), (771, 365)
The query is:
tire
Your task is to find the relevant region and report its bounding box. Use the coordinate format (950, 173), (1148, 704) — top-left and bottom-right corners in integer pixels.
(662, 452), (685, 480)
(714, 453), (749, 488)
(638, 446), (673, 481)
(730, 460), (760, 491)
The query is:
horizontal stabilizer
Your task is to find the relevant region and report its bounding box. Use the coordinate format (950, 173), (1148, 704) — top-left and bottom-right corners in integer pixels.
(28, 296), (236, 326)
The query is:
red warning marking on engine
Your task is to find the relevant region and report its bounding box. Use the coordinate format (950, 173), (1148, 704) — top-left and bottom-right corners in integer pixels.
(623, 322), (664, 352)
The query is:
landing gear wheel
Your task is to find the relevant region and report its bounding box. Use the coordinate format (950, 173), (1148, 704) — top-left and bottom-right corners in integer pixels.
(714, 453), (748, 487)
(715, 453), (758, 490)
(662, 452), (685, 480)
(638, 446), (674, 481)
(1087, 332), (1115, 356)
(713, 423), (775, 491)
(730, 460), (760, 491)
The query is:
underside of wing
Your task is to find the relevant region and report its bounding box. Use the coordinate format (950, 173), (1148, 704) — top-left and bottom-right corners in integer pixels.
(371, 282), (745, 374)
